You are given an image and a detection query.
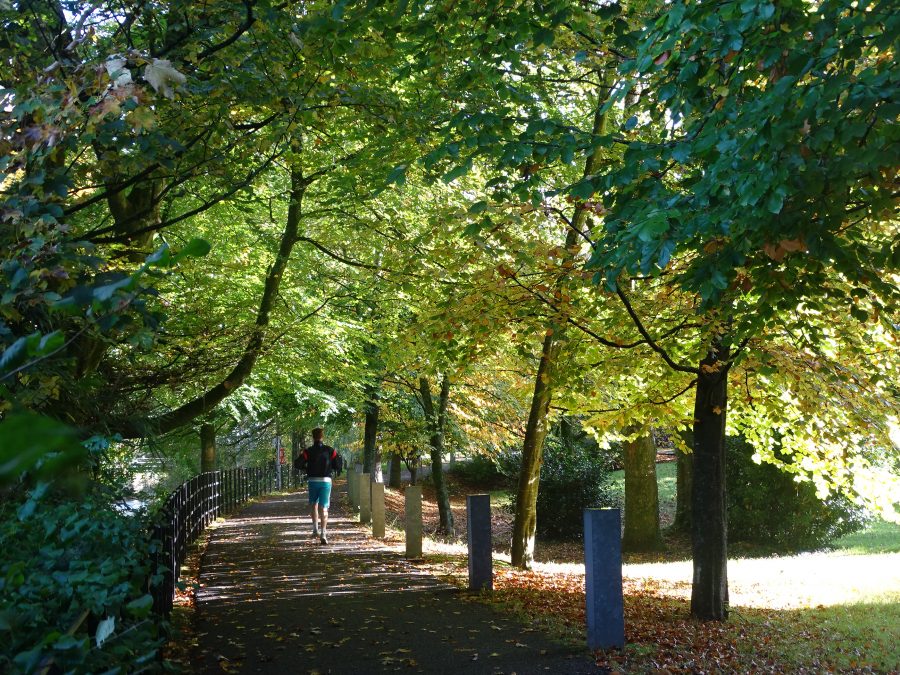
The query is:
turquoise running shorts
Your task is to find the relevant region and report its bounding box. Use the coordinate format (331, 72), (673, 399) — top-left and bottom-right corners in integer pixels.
(308, 480), (332, 509)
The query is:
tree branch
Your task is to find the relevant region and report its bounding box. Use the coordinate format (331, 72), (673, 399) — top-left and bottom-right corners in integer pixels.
(615, 285), (698, 374)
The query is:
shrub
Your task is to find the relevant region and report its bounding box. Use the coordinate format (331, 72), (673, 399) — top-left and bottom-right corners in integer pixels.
(505, 438), (616, 539)
(449, 454), (506, 486)
(0, 484), (163, 674)
(725, 436), (867, 552)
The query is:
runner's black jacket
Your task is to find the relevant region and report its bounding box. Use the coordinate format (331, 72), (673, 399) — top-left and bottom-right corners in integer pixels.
(300, 443), (341, 478)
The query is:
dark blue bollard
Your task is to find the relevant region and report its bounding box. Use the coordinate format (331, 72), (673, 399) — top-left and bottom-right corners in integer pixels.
(467, 494), (492, 591)
(584, 508), (624, 650)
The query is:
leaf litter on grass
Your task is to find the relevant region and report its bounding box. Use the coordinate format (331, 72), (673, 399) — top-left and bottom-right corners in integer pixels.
(388, 492), (899, 673)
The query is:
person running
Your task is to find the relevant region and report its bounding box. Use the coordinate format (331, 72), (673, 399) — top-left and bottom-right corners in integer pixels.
(298, 428), (341, 544)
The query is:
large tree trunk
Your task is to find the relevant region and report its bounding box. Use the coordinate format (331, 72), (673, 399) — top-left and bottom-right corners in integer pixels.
(363, 387), (381, 482)
(511, 332), (559, 568)
(112, 162), (310, 438)
(389, 451), (402, 488)
(674, 429), (694, 534)
(419, 375), (453, 535)
(622, 431), (661, 552)
(690, 343), (730, 621)
(510, 81), (612, 569)
(200, 422), (216, 473)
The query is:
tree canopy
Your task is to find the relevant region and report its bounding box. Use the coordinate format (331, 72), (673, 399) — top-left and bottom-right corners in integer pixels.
(2, 0), (898, 625)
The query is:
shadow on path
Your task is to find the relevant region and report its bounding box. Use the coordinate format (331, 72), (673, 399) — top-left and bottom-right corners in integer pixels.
(193, 487), (599, 674)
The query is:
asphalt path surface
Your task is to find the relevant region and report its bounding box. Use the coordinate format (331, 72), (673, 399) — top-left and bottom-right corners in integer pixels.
(193, 487), (600, 674)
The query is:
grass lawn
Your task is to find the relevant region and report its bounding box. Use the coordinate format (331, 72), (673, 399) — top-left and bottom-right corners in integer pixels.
(833, 516), (900, 554)
(424, 461), (900, 672)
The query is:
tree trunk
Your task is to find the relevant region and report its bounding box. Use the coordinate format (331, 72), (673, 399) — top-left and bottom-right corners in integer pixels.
(510, 81), (612, 569)
(690, 343), (730, 621)
(200, 422), (216, 473)
(389, 451), (402, 488)
(419, 375), (454, 535)
(622, 431), (661, 552)
(371, 442), (383, 483)
(674, 429), (694, 534)
(363, 387), (380, 481)
(511, 332), (559, 568)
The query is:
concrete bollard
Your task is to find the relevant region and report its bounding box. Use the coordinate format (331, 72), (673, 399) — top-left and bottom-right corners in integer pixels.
(584, 508), (625, 650)
(371, 482), (385, 539)
(360, 473), (371, 524)
(347, 469), (357, 519)
(466, 494), (492, 591)
(351, 464), (363, 510)
(405, 485), (423, 559)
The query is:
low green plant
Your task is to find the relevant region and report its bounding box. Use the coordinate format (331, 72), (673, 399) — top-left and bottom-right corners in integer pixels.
(0, 483), (163, 673)
(725, 436), (867, 552)
(504, 438), (616, 539)
(449, 454), (506, 486)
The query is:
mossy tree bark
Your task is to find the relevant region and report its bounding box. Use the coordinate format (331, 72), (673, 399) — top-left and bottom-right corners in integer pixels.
(200, 422), (216, 473)
(622, 431), (661, 552)
(511, 331), (560, 568)
(510, 80), (612, 569)
(419, 375), (453, 535)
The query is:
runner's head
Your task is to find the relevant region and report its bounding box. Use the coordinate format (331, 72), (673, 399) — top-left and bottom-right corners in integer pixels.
(312, 427), (324, 442)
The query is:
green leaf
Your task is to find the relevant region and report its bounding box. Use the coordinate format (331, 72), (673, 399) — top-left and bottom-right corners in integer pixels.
(0, 413), (84, 485)
(569, 180), (596, 201)
(442, 159), (472, 183)
(386, 163), (407, 186)
(765, 191), (784, 214)
(94, 277), (134, 302)
(126, 594), (153, 618)
(177, 238), (212, 259)
(0, 336), (28, 373)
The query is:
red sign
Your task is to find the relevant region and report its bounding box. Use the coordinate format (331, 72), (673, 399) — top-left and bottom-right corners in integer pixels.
(278, 447), (286, 464)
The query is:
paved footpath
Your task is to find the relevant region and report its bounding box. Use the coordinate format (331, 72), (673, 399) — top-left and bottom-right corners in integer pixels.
(193, 486), (600, 674)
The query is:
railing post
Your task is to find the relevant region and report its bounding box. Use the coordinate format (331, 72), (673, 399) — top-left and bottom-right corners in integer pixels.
(149, 461), (277, 618)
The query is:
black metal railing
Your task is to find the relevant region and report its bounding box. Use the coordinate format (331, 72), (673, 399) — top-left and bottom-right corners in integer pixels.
(150, 463), (300, 614)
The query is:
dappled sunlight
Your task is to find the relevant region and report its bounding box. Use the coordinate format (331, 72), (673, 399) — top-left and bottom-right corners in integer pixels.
(526, 550), (900, 611)
(197, 500), (449, 611)
(191, 491), (598, 674)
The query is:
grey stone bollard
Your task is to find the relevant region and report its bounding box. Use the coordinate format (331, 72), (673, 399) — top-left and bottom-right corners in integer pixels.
(360, 473), (371, 524)
(584, 508), (625, 650)
(351, 464), (363, 510)
(466, 494), (492, 591)
(371, 482), (385, 539)
(347, 469), (357, 517)
(405, 485), (423, 559)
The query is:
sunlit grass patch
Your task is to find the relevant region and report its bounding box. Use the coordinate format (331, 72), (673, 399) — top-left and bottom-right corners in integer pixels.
(731, 601), (900, 672)
(833, 518), (900, 555)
